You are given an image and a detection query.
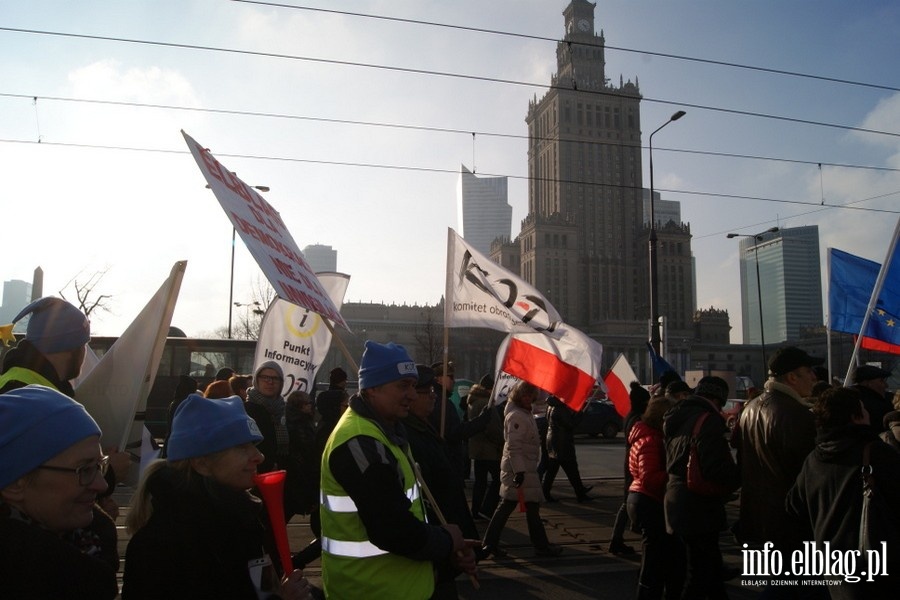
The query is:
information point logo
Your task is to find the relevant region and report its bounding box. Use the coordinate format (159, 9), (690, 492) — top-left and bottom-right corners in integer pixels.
(741, 541), (889, 586)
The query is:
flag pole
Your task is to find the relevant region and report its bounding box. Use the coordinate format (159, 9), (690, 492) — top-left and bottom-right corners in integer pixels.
(324, 319), (358, 372)
(843, 217), (900, 386)
(440, 325), (449, 438)
(826, 249), (833, 383)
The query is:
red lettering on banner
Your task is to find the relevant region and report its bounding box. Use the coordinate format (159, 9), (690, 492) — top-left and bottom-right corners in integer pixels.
(199, 147), (226, 184)
(281, 281), (330, 317)
(248, 205), (281, 235)
(272, 256), (297, 280)
(231, 213), (306, 265)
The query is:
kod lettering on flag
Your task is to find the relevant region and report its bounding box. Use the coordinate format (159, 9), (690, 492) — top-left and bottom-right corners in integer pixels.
(254, 272), (351, 396)
(183, 130), (347, 330)
(445, 228), (562, 334)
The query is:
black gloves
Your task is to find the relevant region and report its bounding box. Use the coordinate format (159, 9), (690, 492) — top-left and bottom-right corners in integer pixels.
(514, 472), (525, 488)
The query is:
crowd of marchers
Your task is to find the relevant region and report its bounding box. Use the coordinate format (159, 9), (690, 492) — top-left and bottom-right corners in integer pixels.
(1, 296), (898, 600)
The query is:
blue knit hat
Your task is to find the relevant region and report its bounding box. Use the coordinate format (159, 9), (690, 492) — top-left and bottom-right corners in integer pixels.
(358, 341), (417, 390)
(0, 385), (101, 489)
(12, 297), (90, 354)
(166, 394), (263, 461)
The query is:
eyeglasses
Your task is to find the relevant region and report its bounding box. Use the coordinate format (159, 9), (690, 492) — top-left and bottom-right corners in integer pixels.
(257, 375), (283, 383)
(37, 455), (110, 486)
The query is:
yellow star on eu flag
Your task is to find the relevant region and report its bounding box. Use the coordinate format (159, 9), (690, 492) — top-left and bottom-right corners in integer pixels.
(0, 323), (15, 347)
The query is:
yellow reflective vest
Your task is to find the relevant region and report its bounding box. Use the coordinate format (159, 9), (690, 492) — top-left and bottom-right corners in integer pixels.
(320, 408), (433, 600)
(0, 367), (57, 390)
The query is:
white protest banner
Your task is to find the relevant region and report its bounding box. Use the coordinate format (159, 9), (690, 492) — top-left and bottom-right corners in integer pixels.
(254, 272), (350, 396)
(182, 131), (347, 330)
(445, 227), (562, 334)
(76, 261), (185, 486)
(496, 322), (602, 412)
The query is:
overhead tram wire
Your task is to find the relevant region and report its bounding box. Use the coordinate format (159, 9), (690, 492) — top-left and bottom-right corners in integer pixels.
(694, 189), (900, 241)
(230, 0), (900, 94)
(2, 26), (899, 141)
(1, 136), (898, 217)
(1, 91), (897, 176)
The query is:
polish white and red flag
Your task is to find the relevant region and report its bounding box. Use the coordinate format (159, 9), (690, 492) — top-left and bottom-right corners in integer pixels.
(603, 354), (639, 418)
(496, 323), (602, 412)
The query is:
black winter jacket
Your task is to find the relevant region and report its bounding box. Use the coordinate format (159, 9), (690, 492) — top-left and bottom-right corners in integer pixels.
(122, 467), (281, 599)
(0, 506), (118, 600)
(663, 396), (740, 536)
(786, 425), (900, 599)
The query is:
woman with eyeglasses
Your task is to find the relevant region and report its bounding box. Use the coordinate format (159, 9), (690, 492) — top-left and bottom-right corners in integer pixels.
(246, 361), (290, 473)
(122, 394), (312, 600)
(0, 385), (118, 599)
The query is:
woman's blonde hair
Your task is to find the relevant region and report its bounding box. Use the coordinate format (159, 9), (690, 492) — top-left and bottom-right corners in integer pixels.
(125, 459), (193, 535)
(508, 381), (538, 407)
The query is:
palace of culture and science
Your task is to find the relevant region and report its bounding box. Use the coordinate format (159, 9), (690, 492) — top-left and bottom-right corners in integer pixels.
(491, 0), (695, 376)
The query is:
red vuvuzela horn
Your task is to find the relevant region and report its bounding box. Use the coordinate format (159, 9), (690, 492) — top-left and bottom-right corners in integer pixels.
(253, 470), (293, 576)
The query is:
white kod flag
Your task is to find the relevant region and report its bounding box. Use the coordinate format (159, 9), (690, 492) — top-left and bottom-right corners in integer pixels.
(445, 228), (562, 333)
(182, 130), (347, 330)
(254, 272), (350, 396)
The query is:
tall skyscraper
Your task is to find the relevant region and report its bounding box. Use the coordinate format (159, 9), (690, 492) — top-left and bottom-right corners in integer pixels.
(491, 0), (696, 377)
(457, 165), (512, 256)
(301, 244), (338, 273)
(738, 225), (823, 345)
(0, 279), (32, 327)
(520, 0), (645, 329)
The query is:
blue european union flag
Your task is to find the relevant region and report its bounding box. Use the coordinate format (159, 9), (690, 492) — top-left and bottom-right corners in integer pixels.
(646, 341), (678, 381)
(829, 246), (900, 353)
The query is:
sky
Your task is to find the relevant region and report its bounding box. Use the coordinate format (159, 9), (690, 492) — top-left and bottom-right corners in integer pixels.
(1, 0), (899, 343)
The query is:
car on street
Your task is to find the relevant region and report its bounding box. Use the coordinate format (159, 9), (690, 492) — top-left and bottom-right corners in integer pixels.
(574, 399), (623, 438)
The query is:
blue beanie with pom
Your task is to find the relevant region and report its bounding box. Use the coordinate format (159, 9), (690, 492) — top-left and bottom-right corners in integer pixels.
(167, 394), (263, 461)
(0, 385), (101, 489)
(12, 297), (90, 354)
(358, 341), (417, 390)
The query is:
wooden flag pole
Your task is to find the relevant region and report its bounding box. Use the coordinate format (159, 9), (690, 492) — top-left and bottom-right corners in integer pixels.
(324, 319), (358, 372)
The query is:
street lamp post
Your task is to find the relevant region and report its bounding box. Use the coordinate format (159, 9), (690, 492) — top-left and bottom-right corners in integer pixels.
(727, 227), (779, 381)
(216, 179), (269, 339)
(648, 110), (686, 360)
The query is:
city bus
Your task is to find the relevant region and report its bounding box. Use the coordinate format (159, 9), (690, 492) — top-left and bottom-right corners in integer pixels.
(88, 336), (257, 438)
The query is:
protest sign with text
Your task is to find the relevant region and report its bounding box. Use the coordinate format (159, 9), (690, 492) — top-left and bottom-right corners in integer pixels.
(254, 272), (350, 396)
(182, 131), (347, 330)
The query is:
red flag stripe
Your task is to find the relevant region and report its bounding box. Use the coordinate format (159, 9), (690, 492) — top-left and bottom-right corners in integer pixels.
(502, 337), (595, 411)
(860, 335), (900, 355)
(603, 369), (631, 418)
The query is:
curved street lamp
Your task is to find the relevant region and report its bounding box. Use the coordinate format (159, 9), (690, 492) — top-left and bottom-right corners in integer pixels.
(727, 227), (779, 380)
(648, 110), (686, 361)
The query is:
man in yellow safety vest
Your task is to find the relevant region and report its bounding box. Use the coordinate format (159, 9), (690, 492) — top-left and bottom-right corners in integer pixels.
(320, 341), (477, 599)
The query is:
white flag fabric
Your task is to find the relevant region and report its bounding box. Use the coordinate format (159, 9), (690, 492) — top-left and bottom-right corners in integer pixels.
(445, 228), (562, 334)
(603, 354), (639, 418)
(182, 130), (348, 330)
(138, 426), (161, 481)
(495, 322), (602, 411)
(70, 344), (100, 388)
(76, 261), (185, 485)
(254, 272), (350, 396)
